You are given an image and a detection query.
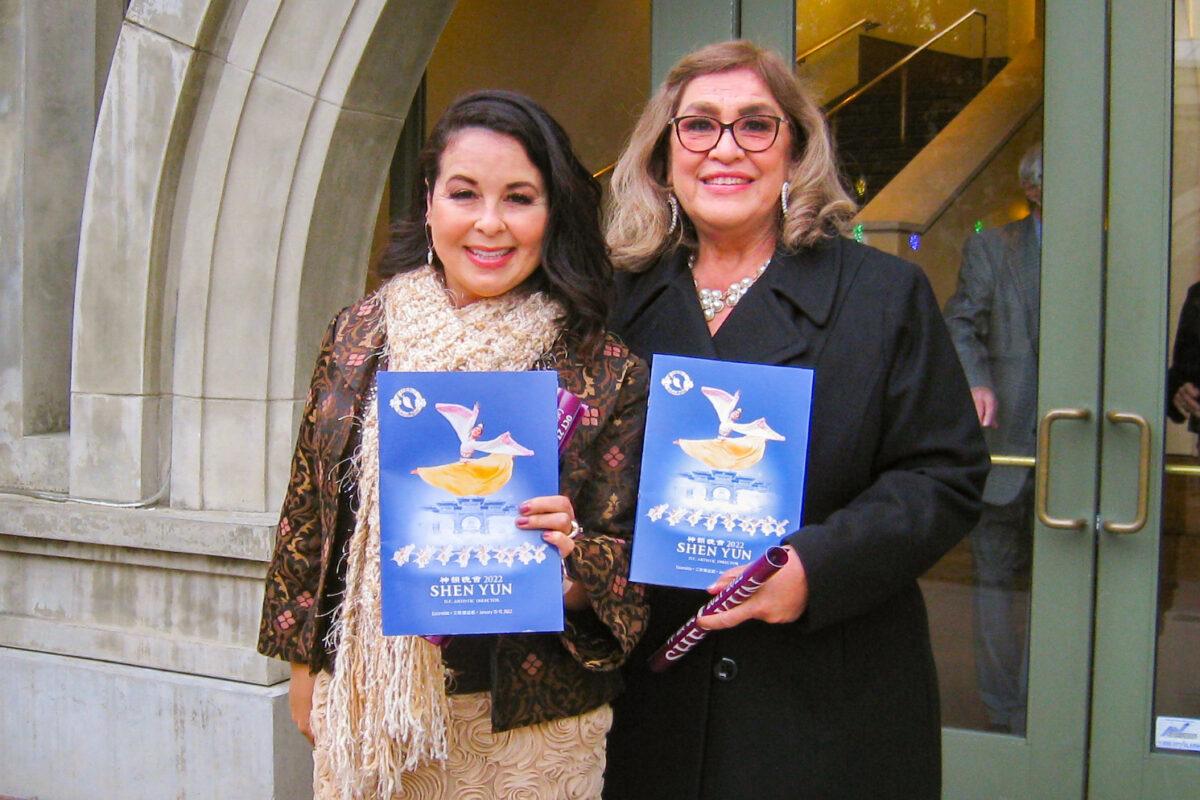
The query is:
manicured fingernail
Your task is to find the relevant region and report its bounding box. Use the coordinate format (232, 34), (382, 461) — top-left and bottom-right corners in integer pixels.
(519, 502), (531, 513)
(515, 516), (528, 526)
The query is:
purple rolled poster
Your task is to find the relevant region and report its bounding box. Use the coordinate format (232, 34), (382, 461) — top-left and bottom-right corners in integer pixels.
(556, 388), (587, 454)
(647, 545), (789, 672)
(421, 388), (586, 648)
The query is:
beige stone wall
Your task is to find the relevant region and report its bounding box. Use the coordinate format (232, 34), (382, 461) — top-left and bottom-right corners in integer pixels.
(70, 0), (454, 511)
(0, 1), (124, 494)
(2, 3), (459, 796)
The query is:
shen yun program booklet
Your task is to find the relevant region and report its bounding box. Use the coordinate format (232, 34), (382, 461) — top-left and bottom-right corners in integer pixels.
(376, 370), (562, 636)
(630, 354), (813, 590)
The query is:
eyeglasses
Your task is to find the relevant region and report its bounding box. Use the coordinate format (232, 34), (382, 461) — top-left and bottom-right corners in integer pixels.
(669, 114), (785, 153)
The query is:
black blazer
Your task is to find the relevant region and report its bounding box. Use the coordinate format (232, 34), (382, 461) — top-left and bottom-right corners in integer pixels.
(604, 238), (988, 800)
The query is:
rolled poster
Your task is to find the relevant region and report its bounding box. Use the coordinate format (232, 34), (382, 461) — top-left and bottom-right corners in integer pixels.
(420, 389), (586, 648)
(647, 545), (789, 672)
(556, 388), (587, 453)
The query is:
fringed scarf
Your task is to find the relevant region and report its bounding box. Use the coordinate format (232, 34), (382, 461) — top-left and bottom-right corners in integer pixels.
(322, 267), (564, 798)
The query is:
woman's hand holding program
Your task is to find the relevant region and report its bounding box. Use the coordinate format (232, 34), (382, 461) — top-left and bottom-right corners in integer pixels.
(516, 495), (589, 609)
(516, 494), (579, 558)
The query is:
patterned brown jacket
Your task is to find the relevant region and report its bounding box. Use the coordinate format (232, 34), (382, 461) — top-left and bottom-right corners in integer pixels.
(257, 293), (649, 731)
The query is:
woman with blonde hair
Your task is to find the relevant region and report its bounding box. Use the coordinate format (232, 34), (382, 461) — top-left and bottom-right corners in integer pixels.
(602, 40), (987, 799)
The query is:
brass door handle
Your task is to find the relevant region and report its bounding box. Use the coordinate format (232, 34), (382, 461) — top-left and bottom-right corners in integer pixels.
(1101, 411), (1151, 534)
(1035, 407), (1092, 529)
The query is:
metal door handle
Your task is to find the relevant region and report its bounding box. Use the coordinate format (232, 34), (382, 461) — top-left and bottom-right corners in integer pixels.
(1101, 411), (1151, 534)
(1035, 408), (1091, 529)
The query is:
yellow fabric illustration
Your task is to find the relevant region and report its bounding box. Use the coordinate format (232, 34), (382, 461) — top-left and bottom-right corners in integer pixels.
(675, 436), (768, 471)
(413, 453), (515, 497)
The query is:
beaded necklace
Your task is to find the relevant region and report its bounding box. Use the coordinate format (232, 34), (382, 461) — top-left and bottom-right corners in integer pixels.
(689, 253), (772, 321)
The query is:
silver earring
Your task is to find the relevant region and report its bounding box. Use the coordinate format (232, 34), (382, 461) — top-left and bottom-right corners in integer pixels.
(781, 181), (790, 216)
(425, 223), (434, 266)
(667, 194), (679, 235)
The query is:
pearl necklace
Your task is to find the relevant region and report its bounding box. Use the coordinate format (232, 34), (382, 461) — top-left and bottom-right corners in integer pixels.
(689, 253), (772, 321)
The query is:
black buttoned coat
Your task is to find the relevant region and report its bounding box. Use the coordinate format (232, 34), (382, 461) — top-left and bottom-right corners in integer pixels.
(604, 238), (988, 800)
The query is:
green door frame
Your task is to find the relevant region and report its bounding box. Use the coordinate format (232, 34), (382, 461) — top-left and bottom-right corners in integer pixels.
(1091, 1), (1200, 795)
(650, 0), (794, 87)
(647, 1), (1108, 797)
(941, 0), (1107, 796)
(649, 1), (1200, 796)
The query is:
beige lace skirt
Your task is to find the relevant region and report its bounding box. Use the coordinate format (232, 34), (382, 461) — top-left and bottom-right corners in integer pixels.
(310, 671), (611, 799)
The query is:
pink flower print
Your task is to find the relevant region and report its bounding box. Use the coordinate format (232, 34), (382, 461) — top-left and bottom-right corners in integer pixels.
(276, 610), (296, 630)
(345, 351), (367, 367)
(610, 575), (628, 598)
(297, 591), (314, 609)
(278, 518), (291, 536)
(522, 652), (543, 676)
(602, 446), (625, 469)
(604, 343), (622, 357)
(581, 406), (600, 427)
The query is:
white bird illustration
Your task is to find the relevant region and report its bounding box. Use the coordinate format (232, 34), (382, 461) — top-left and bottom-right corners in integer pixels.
(700, 387), (785, 440)
(435, 402), (535, 459)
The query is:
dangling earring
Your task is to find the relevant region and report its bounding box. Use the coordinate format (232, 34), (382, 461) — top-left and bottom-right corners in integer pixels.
(425, 222), (434, 266)
(781, 181), (790, 216)
(667, 194), (680, 235)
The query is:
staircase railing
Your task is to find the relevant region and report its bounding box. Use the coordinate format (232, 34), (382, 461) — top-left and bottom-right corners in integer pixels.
(795, 18), (880, 65)
(826, 9), (989, 144)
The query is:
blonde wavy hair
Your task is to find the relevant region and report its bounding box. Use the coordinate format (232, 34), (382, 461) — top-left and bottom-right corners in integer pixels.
(605, 40), (857, 271)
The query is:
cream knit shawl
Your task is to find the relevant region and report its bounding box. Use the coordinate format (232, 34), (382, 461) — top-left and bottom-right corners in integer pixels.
(322, 267), (564, 799)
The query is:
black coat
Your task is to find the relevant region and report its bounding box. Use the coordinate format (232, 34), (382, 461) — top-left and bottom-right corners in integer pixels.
(1167, 281), (1200, 425)
(604, 238), (988, 800)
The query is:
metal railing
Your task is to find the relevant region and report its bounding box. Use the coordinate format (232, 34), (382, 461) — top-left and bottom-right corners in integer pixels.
(795, 18), (879, 65)
(991, 454), (1200, 477)
(826, 9), (989, 144)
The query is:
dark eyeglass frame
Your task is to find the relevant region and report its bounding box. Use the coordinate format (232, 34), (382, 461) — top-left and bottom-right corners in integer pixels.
(668, 114), (786, 153)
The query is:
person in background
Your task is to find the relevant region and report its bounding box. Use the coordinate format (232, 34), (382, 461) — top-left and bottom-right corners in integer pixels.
(258, 90), (648, 799)
(943, 143), (1044, 735)
(1167, 280), (1200, 448)
(602, 40), (988, 800)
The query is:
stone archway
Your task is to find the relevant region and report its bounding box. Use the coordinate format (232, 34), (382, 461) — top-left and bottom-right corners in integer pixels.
(71, 0), (455, 511)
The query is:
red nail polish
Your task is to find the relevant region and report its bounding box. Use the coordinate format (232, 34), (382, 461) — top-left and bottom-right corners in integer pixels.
(515, 516), (528, 526)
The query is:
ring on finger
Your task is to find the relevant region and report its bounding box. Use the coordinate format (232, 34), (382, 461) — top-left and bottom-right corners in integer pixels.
(568, 520), (582, 540)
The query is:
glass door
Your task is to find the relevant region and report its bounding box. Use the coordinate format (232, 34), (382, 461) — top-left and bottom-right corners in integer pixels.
(789, 0), (1197, 796)
(653, 1), (1195, 795)
(1088, 2), (1200, 796)
(933, 0), (1103, 795)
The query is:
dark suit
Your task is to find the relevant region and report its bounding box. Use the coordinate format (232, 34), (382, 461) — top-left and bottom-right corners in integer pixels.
(1166, 282), (1200, 428)
(604, 238), (987, 800)
(943, 215), (1041, 733)
(944, 216), (1041, 505)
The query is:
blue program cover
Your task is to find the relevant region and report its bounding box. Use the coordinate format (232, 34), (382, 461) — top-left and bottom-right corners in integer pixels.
(630, 354), (813, 589)
(376, 370), (562, 635)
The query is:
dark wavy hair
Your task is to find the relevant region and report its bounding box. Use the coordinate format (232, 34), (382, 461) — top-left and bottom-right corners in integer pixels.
(382, 90), (611, 352)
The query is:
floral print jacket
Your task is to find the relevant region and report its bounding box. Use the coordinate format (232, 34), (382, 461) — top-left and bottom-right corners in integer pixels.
(257, 294), (649, 731)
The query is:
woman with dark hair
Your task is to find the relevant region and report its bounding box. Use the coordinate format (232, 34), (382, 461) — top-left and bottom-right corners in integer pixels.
(258, 90), (648, 798)
(602, 41), (988, 799)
